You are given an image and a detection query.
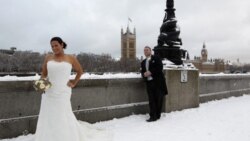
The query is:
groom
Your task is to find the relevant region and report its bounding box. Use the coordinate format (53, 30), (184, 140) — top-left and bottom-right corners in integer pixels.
(141, 46), (168, 122)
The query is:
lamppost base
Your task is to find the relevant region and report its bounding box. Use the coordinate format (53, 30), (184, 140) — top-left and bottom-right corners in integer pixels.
(154, 45), (183, 65)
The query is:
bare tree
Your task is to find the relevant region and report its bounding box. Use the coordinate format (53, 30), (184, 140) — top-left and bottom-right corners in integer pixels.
(0, 51), (141, 74)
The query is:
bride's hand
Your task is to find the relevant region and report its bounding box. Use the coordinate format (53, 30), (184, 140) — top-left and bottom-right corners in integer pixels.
(67, 80), (75, 88)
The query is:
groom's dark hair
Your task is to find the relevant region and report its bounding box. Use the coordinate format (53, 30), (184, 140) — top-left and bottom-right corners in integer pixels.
(144, 46), (151, 50)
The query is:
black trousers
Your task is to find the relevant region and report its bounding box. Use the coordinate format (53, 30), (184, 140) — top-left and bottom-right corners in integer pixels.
(146, 80), (164, 119)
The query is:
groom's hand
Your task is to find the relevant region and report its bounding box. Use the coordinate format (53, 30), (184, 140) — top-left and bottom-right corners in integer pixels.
(144, 71), (152, 77)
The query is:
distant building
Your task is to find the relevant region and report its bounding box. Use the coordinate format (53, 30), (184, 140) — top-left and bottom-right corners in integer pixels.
(188, 43), (228, 73)
(121, 26), (136, 60)
(0, 47), (16, 55)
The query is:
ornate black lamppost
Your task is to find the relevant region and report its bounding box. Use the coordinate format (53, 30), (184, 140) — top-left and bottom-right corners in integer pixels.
(154, 0), (187, 65)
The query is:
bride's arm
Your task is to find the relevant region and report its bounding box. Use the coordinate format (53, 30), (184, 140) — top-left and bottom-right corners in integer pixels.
(41, 54), (50, 79)
(68, 55), (83, 88)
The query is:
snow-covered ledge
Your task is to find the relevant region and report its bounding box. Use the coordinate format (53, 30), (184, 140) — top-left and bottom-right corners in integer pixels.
(0, 72), (141, 81)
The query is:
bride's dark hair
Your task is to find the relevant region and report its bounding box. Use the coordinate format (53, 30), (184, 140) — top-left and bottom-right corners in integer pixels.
(50, 37), (67, 49)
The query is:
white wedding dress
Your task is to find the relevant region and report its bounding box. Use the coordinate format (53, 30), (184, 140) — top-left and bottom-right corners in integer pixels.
(35, 60), (112, 141)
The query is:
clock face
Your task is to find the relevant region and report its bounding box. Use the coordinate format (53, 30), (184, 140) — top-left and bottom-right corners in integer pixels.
(202, 51), (205, 55)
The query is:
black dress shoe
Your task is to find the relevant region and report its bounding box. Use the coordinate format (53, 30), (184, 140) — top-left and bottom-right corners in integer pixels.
(146, 118), (157, 122)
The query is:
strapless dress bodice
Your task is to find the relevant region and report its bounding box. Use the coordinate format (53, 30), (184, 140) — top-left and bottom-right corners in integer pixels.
(45, 60), (72, 98)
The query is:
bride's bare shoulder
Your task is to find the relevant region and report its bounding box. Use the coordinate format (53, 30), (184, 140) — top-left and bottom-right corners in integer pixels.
(44, 54), (53, 63)
(65, 54), (77, 63)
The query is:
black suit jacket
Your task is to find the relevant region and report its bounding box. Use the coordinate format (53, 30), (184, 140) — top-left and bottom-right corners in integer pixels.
(141, 55), (168, 95)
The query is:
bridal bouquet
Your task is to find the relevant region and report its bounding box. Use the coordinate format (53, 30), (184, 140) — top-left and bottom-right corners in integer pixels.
(33, 78), (52, 92)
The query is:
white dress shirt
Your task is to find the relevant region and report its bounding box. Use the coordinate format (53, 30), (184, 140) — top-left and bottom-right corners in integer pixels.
(145, 56), (153, 81)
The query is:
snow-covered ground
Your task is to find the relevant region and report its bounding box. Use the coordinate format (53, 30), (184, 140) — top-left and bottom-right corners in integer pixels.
(2, 95), (250, 141)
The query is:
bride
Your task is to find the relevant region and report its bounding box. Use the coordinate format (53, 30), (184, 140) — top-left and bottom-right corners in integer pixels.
(35, 37), (112, 141)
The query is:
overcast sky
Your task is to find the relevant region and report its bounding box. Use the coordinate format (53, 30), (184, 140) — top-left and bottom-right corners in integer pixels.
(0, 0), (250, 62)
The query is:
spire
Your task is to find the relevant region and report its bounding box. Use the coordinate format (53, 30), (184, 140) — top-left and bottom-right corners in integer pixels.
(133, 27), (136, 35)
(126, 25), (130, 34)
(203, 42), (206, 48)
(121, 27), (123, 34)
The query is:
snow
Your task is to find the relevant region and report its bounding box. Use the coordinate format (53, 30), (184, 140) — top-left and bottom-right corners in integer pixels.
(76, 72), (141, 79)
(202, 62), (215, 65)
(1, 95), (250, 141)
(200, 72), (250, 77)
(162, 59), (197, 70)
(0, 73), (141, 81)
(2, 71), (250, 82)
(2, 70), (250, 82)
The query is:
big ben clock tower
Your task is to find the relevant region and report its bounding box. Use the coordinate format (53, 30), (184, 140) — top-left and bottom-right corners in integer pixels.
(201, 42), (208, 62)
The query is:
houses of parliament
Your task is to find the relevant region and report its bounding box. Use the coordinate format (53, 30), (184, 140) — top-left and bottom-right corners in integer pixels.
(188, 43), (228, 73)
